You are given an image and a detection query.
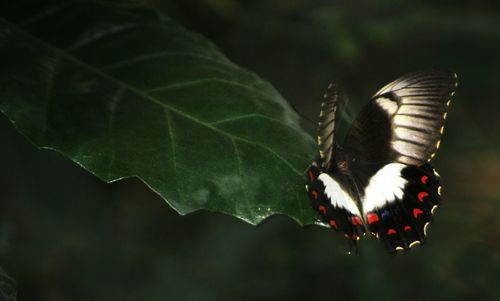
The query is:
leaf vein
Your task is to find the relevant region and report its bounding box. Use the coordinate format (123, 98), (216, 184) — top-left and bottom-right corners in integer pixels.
(165, 108), (182, 201)
(231, 139), (251, 212)
(101, 51), (231, 72)
(66, 23), (138, 51)
(147, 78), (277, 108)
(20, 1), (71, 26)
(105, 86), (126, 179)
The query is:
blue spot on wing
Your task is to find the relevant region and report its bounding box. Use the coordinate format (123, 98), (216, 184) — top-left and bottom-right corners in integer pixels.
(381, 210), (391, 220)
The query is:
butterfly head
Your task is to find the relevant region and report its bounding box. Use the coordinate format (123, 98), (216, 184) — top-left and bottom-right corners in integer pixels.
(326, 146), (351, 175)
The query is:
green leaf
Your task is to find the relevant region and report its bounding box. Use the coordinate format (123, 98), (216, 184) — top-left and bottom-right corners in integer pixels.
(0, 267), (16, 301)
(0, 0), (318, 225)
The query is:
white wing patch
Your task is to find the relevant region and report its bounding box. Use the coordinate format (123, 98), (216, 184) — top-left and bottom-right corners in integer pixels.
(375, 97), (398, 115)
(372, 71), (457, 165)
(318, 173), (361, 216)
(362, 163), (407, 213)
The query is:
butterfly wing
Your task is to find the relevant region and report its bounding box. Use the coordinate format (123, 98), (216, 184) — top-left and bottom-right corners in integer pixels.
(343, 71), (457, 252)
(361, 162), (442, 252)
(372, 71), (457, 165)
(306, 159), (365, 246)
(317, 82), (339, 170)
(307, 83), (365, 248)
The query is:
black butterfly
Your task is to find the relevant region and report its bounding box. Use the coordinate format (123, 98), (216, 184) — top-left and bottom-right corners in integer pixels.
(305, 71), (457, 253)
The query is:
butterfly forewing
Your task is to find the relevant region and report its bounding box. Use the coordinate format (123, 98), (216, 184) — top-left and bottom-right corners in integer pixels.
(373, 71), (457, 165)
(317, 83), (339, 170)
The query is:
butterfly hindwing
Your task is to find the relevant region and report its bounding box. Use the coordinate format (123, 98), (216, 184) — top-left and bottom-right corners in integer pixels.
(306, 159), (365, 242)
(362, 163), (442, 252)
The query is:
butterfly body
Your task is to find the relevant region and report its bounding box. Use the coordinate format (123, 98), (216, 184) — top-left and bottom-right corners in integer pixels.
(306, 71), (456, 253)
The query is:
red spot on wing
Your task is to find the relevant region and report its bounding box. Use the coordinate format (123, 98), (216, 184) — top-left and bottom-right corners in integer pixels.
(308, 171), (314, 182)
(319, 205), (327, 215)
(367, 213), (379, 224)
(413, 208), (423, 219)
(421, 175), (428, 184)
(329, 220), (338, 229)
(311, 190), (318, 199)
(404, 225), (412, 232)
(418, 191), (429, 202)
(352, 216), (363, 225)
(387, 228), (397, 235)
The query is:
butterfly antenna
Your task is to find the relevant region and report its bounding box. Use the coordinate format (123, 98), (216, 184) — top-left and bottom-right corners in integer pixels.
(339, 95), (356, 125)
(290, 103), (317, 126)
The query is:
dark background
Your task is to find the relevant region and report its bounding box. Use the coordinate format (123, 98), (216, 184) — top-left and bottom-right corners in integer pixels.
(1, 0), (499, 300)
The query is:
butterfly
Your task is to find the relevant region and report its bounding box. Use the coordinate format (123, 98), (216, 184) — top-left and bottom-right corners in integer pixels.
(305, 71), (457, 253)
